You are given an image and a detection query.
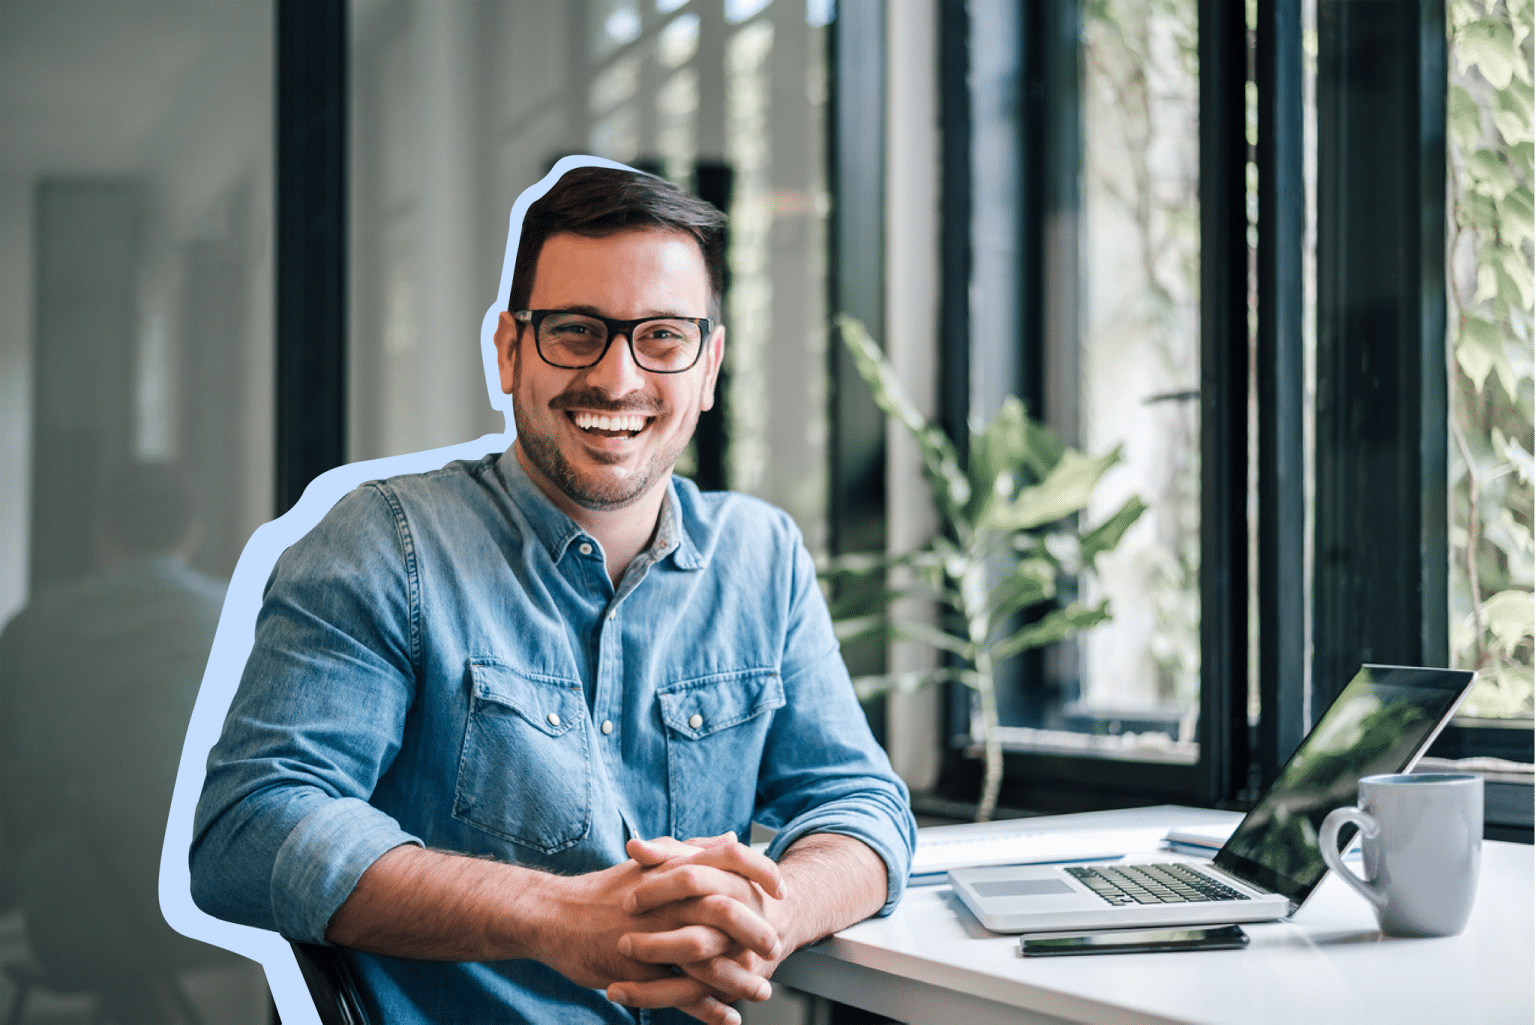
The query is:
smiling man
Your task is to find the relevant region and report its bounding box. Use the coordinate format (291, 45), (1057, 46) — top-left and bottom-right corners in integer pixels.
(191, 166), (915, 1025)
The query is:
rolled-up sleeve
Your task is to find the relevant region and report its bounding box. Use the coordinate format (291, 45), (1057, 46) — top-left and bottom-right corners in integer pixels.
(191, 485), (422, 944)
(756, 540), (917, 916)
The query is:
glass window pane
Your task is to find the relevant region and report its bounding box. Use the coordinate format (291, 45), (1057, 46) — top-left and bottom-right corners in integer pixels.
(989, 0), (1204, 764)
(0, 2), (273, 1017)
(1445, 0), (1534, 723)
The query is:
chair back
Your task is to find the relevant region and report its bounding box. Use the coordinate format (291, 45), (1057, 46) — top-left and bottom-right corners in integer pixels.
(289, 943), (371, 1025)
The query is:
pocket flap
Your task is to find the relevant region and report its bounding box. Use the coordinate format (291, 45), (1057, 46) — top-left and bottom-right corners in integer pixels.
(469, 659), (583, 737)
(658, 670), (785, 739)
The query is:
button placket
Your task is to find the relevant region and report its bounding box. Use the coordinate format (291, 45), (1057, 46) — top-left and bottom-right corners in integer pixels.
(594, 596), (622, 753)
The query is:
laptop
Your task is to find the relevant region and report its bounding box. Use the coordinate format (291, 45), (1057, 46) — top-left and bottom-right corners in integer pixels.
(949, 664), (1476, 933)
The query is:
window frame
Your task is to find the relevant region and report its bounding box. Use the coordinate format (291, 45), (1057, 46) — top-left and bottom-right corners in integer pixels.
(823, 0), (1529, 818)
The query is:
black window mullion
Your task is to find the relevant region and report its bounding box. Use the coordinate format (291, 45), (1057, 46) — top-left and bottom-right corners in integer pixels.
(937, 0), (972, 775)
(1255, 0), (1307, 786)
(275, 0), (348, 516)
(1313, 0), (1448, 716)
(1197, 0), (1253, 806)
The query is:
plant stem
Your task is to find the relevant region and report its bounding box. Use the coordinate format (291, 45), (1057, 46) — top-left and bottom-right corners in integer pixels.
(974, 654), (1002, 823)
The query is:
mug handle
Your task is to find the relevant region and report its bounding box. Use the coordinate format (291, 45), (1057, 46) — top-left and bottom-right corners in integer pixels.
(1319, 805), (1385, 909)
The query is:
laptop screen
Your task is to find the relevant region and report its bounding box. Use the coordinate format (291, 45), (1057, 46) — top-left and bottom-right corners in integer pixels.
(1213, 665), (1475, 908)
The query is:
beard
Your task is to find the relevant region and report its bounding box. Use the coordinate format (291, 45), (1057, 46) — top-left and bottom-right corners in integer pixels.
(512, 379), (697, 512)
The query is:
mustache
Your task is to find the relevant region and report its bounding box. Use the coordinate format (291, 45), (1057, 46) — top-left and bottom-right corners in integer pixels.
(550, 388), (662, 416)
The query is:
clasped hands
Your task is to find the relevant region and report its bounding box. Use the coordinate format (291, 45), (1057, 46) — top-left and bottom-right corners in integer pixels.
(555, 831), (791, 1025)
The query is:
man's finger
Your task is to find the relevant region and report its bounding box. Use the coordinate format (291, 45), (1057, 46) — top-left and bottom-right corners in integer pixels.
(628, 836), (706, 867)
(679, 996), (743, 1025)
(620, 924), (733, 964)
(606, 975), (715, 1011)
(668, 893), (778, 959)
(627, 856), (783, 916)
(688, 840), (785, 899)
(677, 956), (773, 1004)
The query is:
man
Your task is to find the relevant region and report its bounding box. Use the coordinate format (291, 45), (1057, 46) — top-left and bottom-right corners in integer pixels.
(191, 165), (916, 1025)
(2, 462), (240, 1023)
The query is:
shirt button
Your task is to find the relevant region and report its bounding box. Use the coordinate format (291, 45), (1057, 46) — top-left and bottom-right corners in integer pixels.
(688, 713), (703, 729)
(578, 542), (593, 555)
(608, 611), (616, 621)
(547, 712), (561, 727)
(601, 720), (613, 735)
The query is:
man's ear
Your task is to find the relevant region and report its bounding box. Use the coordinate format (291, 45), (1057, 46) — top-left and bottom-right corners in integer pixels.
(699, 325), (725, 412)
(494, 311), (520, 395)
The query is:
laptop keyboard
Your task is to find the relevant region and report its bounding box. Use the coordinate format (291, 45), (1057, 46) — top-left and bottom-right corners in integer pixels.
(1065, 863), (1249, 905)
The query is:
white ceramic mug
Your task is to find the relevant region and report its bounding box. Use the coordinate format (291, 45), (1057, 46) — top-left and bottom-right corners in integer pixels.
(1319, 772), (1483, 937)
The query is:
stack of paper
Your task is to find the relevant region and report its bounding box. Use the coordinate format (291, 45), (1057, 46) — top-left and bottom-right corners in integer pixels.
(910, 829), (1121, 881)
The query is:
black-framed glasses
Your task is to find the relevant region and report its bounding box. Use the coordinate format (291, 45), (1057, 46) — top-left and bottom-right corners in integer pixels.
(513, 309), (711, 374)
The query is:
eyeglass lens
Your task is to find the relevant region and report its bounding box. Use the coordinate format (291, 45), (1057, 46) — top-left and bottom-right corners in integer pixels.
(538, 313), (702, 372)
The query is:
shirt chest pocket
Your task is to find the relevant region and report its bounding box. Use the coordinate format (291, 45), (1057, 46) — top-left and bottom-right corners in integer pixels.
(658, 669), (785, 841)
(454, 659), (591, 854)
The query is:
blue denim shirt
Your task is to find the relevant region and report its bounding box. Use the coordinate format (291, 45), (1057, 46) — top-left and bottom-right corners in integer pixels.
(191, 449), (915, 1024)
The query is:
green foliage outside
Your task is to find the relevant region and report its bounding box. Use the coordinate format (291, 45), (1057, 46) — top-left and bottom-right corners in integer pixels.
(1446, 0), (1535, 718)
(821, 317), (1145, 821)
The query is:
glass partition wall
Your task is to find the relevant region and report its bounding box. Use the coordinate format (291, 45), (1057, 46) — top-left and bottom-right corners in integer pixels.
(0, 2), (274, 1021)
(348, 0), (834, 550)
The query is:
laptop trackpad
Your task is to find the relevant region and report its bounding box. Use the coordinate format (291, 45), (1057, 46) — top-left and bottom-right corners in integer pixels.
(971, 879), (1076, 898)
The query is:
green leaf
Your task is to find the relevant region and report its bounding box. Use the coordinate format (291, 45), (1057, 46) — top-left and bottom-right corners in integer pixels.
(1079, 495), (1148, 565)
(1475, 262), (1501, 304)
(1482, 589), (1535, 657)
(828, 587), (912, 622)
(1493, 110), (1535, 147)
(985, 559), (1057, 633)
(837, 315), (971, 520)
(833, 614), (892, 645)
(986, 447), (1122, 532)
(1499, 430), (1534, 483)
(1449, 84), (1483, 152)
(1459, 18), (1524, 89)
(889, 619), (976, 659)
(990, 601), (1113, 661)
(966, 396), (1035, 523)
(817, 547), (942, 580)
(1492, 85), (1529, 145)
(849, 667), (974, 700)
(1497, 247), (1535, 310)
(1457, 316), (1513, 395)
(1463, 190), (1501, 236)
(1498, 188), (1535, 250)
(1468, 148), (1518, 199)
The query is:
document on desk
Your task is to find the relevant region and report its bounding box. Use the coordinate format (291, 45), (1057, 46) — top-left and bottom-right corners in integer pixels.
(910, 828), (1126, 882)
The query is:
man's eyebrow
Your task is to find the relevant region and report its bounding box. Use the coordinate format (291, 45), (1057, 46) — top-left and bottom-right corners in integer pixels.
(549, 304), (701, 320)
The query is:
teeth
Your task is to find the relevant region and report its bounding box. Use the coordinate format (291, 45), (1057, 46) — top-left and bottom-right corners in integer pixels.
(573, 412), (646, 433)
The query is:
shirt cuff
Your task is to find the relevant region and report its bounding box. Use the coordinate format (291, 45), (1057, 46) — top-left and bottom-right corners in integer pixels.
(270, 796), (423, 944)
(763, 798), (915, 917)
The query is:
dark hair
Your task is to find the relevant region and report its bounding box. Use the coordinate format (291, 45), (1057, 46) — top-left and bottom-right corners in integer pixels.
(508, 166), (727, 320)
(98, 462), (196, 556)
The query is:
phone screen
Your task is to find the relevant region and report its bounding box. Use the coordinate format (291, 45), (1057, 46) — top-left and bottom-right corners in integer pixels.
(1020, 924), (1249, 957)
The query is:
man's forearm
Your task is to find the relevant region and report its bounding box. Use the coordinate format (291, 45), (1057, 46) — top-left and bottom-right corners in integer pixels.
(772, 833), (889, 952)
(325, 840), (782, 1004)
(325, 844), (552, 961)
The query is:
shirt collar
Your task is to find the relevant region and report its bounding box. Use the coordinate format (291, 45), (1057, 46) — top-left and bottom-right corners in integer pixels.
(497, 447), (704, 571)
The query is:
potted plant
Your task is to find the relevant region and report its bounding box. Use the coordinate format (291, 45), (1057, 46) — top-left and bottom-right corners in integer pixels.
(823, 316), (1146, 821)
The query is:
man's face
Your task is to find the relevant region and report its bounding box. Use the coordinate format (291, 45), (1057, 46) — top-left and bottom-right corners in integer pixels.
(494, 228), (723, 513)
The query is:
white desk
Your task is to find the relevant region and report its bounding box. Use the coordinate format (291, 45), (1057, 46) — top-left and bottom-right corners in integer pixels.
(775, 806), (1535, 1025)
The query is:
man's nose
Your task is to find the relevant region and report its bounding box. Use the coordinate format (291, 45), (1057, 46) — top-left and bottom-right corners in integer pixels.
(584, 331), (648, 394)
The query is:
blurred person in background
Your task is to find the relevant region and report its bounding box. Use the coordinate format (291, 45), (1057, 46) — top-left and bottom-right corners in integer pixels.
(1, 461), (237, 1023)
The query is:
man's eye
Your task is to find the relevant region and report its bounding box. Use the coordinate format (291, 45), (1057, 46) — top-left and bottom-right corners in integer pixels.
(638, 323), (687, 342)
(549, 322), (599, 338)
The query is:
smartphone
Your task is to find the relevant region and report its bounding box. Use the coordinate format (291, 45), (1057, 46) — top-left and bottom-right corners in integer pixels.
(1019, 924), (1249, 957)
